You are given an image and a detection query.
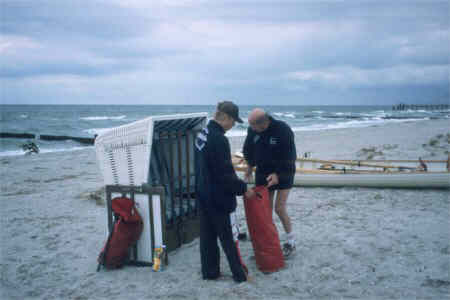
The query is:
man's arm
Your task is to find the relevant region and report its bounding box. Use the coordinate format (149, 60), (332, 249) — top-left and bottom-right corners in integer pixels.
(243, 128), (256, 182)
(274, 124), (297, 175)
(243, 128), (255, 167)
(210, 135), (247, 196)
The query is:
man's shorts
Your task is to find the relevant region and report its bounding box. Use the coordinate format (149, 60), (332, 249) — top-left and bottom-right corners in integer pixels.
(255, 171), (295, 191)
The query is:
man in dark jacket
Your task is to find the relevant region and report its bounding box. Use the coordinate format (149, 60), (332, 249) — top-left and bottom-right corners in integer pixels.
(195, 101), (255, 283)
(243, 108), (297, 257)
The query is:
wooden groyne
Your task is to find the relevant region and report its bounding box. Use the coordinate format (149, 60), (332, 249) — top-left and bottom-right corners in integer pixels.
(392, 103), (449, 111)
(0, 132), (36, 139)
(40, 135), (95, 144)
(0, 132), (96, 145)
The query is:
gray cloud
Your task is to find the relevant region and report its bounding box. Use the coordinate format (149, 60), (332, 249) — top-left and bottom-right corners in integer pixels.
(0, 0), (448, 105)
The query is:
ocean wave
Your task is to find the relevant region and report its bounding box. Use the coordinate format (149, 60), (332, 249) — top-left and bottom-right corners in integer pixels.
(365, 110), (387, 117)
(226, 130), (247, 137)
(403, 109), (429, 113)
(291, 117), (428, 132)
(235, 122), (249, 130)
(273, 112), (296, 118)
(0, 146), (92, 157)
(84, 127), (114, 136)
(304, 113), (360, 120)
(226, 117), (429, 137)
(400, 109), (447, 114)
(0, 150), (26, 157)
(322, 115), (361, 119)
(382, 116), (426, 120)
(80, 115), (126, 121)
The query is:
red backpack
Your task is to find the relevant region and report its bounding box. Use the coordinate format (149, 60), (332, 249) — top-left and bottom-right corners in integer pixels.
(97, 196), (143, 271)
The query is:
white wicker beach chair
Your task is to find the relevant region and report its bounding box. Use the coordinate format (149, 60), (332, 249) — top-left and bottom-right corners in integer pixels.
(95, 113), (208, 264)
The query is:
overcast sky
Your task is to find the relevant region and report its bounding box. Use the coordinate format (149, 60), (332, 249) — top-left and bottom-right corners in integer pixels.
(1, 0), (449, 105)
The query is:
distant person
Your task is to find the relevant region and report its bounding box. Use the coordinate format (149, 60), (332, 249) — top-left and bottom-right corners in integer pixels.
(243, 108), (297, 257)
(195, 101), (255, 283)
(22, 141), (39, 155)
(418, 157), (428, 172)
(446, 154), (450, 172)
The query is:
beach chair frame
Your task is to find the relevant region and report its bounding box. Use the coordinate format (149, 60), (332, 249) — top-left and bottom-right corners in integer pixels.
(105, 184), (167, 266)
(96, 113), (209, 258)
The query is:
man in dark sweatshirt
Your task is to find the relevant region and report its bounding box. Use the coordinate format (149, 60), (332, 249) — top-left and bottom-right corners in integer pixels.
(195, 101), (255, 283)
(243, 108), (297, 257)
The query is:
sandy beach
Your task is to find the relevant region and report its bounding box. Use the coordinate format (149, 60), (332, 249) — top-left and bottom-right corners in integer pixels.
(1, 119), (449, 300)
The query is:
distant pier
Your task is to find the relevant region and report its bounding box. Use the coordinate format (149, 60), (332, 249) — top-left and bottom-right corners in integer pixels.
(392, 103), (449, 111)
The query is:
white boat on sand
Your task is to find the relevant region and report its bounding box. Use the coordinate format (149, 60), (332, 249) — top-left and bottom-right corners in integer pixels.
(232, 156), (450, 189)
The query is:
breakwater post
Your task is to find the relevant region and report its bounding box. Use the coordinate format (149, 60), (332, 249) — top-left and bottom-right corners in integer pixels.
(392, 103), (449, 111)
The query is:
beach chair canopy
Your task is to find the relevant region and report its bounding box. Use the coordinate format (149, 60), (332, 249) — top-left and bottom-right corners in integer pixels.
(95, 113), (208, 225)
(95, 113), (208, 187)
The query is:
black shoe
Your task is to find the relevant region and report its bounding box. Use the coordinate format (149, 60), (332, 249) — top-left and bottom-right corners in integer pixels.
(282, 242), (296, 258)
(203, 273), (221, 280)
(233, 275), (247, 283)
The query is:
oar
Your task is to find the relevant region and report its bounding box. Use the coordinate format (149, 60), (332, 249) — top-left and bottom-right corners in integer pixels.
(333, 159), (446, 163)
(297, 158), (416, 170)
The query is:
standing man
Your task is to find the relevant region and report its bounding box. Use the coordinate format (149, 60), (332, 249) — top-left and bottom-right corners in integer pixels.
(243, 108), (297, 257)
(195, 101), (255, 283)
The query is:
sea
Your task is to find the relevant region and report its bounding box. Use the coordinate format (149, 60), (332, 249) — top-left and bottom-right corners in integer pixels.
(1, 104), (449, 157)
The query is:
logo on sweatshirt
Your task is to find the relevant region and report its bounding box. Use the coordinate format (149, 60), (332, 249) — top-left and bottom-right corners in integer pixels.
(195, 128), (208, 151)
(270, 137), (277, 145)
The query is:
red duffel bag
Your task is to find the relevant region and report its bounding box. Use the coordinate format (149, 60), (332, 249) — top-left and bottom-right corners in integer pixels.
(97, 197), (143, 271)
(244, 185), (284, 273)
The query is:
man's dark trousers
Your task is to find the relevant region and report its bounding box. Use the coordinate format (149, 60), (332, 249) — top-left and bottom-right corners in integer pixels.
(199, 209), (247, 282)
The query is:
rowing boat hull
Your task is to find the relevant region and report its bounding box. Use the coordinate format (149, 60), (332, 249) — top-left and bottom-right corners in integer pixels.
(291, 172), (450, 188)
(237, 171), (450, 189)
(233, 155), (450, 188)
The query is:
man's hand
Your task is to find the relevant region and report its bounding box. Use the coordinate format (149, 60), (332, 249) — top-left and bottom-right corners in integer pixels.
(244, 188), (256, 199)
(266, 173), (279, 187)
(244, 166), (253, 183)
